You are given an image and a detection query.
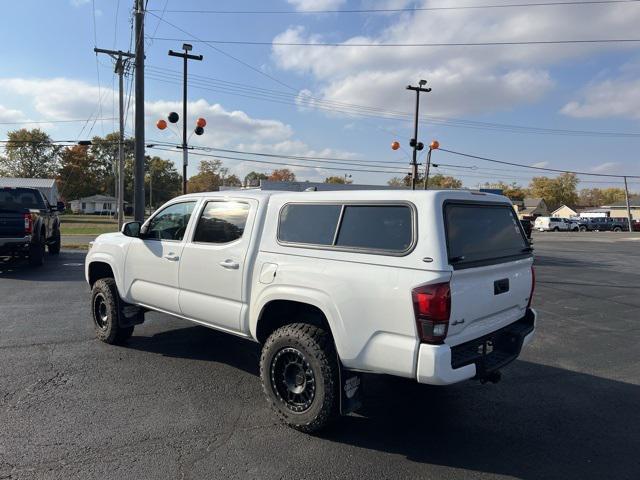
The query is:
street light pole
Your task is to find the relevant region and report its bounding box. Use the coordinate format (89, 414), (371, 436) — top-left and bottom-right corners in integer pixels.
(406, 80), (431, 190)
(423, 140), (440, 190)
(168, 44), (203, 194)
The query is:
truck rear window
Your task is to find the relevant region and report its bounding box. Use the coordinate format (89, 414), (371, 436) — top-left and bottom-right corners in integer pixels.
(444, 202), (530, 268)
(0, 188), (45, 210)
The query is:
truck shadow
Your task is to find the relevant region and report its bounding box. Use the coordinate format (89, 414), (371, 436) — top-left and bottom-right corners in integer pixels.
(127, 325), (639, 480)
(322, 362), (640, 480)
(127, 325), (261, 376)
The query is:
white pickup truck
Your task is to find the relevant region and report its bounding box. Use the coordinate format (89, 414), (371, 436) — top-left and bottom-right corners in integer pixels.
(85, 189), (536, 431)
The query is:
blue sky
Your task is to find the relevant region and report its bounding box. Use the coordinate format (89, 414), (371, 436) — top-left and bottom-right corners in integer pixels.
(1, 0), (639, 190)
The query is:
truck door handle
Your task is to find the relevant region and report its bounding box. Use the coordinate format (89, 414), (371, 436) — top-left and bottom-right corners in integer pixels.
(219, 259), (239, 269)
(163, 253), (180, 261)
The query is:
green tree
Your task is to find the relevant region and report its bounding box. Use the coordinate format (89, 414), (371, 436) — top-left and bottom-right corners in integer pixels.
(0, 128), (61, 177)
(429, 174), (463, 189)
(223, 174), (242, 187)
(57, 145), (100, 201)
(146, 156), (181, 209)
(528, 173), (579, 210)
(90, 133), (134, 194)
(244, 171), (268, 187)
(187, 160), (226, 193)
(324, 176), (352, 184)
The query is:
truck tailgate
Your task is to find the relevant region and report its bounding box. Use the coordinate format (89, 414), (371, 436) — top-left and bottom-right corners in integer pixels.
(447, 258), (533, 345)
(0, 210), (26, 237)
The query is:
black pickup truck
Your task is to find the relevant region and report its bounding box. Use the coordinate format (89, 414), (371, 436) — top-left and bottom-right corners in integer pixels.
(0, 187), (63, 266)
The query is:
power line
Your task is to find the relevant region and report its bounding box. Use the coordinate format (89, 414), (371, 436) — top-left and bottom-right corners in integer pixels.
(148, 0), (640, 14)
(439, 148), (640, 178)
(145, 67), (640, 139)
(147, 37), (640, 48)
(0, 118), (117, 125)
(147, 146), (408, 174)
(147, 139), (411, 169)
(145, 10), (300, 92)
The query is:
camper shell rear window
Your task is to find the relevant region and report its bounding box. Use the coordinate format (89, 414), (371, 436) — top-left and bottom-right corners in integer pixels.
(444, 201), (531, 269)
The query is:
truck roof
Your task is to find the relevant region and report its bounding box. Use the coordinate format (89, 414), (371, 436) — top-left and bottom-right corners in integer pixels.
(174, 188), (511, 204)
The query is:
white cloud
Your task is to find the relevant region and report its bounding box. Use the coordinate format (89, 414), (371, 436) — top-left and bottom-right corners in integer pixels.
(0, 76), (360, 180)
(146, 99), (293, 145)
(561, 78), (640, 120)
(0, 78), (111, 120)
(287, 0), (346, 12)
(70, 0), (90, 6)
(272, 0), (640, 117)
(0, 105), (27, 123)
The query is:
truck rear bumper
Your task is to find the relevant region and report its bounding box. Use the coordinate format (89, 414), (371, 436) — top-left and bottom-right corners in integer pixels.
(0, 236), (32, 256)
(416, 308), (536, 385)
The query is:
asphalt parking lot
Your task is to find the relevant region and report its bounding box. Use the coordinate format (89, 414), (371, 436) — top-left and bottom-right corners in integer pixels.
(1, 232), (639, 480)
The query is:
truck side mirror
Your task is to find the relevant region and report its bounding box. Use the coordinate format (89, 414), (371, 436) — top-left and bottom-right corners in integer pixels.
(122, 221), (142, 238)
(56, 201), (65, 212)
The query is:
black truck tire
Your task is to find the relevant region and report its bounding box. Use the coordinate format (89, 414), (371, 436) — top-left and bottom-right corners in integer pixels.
(28, 234), (45, 266)
(91, 278), (135, 344)
(48, 230), (61, 255)
(260, 323), (339, 433)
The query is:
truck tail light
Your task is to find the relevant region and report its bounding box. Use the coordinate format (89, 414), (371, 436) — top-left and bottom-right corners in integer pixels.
(23, 213), (33, 234)
(412, 282), (451, 344)
(527, 266), (535, 309)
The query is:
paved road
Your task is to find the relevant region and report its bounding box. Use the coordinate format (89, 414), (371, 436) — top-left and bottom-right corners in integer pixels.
(1, 234), (639, 479)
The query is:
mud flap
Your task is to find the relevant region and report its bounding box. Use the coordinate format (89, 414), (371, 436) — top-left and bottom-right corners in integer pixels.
(338, 360), (363, 415)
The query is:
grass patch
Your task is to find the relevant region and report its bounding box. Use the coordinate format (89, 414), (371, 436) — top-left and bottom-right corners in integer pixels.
(59, 215), (121, 235)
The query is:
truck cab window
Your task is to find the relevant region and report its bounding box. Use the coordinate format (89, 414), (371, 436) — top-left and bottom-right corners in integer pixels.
(144, 201), (196, 241)
(193, 201), (250, 244)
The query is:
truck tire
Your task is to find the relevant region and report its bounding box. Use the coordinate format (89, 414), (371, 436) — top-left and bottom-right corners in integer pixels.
(552, 227), (560, 232)
(613, 226), (622, 232)
(91, 278), (135, 344)
(579, 226), (587, 232)
(260, 323), (339, 432)
(28, 235), (45, 266)
(48, 230), (61, 255)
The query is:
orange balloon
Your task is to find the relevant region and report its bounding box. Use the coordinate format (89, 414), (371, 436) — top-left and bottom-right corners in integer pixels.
(156, 119), (167, 130)
(391, 141), (400, 151)
(430, 140), (440, 150)
(196, 117), (207, 128)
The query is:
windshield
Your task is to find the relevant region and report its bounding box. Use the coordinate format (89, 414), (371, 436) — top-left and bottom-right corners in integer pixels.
(0, 188), (45, 210)
(444, 202), (530, 268)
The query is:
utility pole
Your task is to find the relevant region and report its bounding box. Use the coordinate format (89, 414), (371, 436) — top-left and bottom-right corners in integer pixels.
(623, 176), (633, 232)
(134, 0), (145, 222)
(168, 43), (203, 194)
(406, 80), (431, 190)
(93, 47), (134, 230)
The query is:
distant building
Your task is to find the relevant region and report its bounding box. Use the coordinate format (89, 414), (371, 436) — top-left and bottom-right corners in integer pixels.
(70, 195), (123, 214)
(551, 204), (578, 218)
(513, 198), (549, 219)
(0, 177), (58, 204)
(579, 205), (640, 220)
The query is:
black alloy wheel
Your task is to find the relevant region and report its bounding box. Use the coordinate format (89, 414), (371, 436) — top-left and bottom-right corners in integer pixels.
(270, 347), (316, 413)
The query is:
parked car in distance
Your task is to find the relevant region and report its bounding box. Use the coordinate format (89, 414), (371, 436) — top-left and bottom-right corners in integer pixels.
(85, 189), (536, 432)
(582, 217), (629, 232)
(534, 216), (572, 232)
(0, 187), (62, 265)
